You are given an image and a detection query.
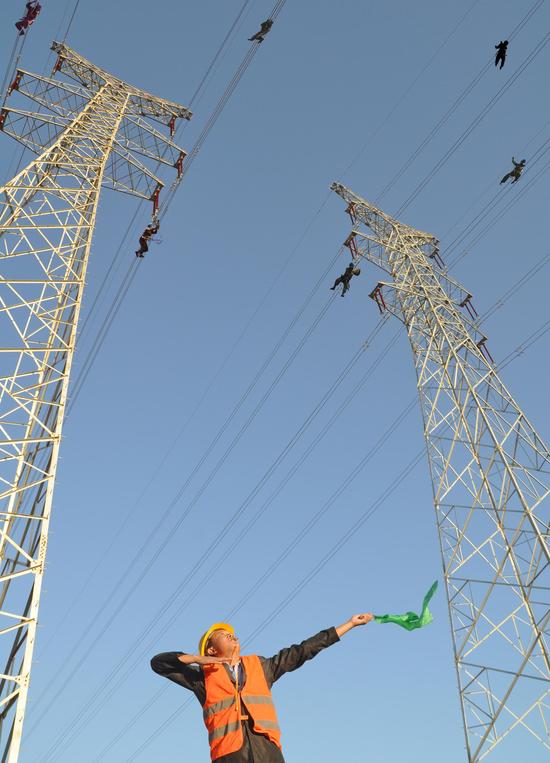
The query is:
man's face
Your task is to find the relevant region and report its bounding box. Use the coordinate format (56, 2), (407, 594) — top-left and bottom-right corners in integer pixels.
(207, 629), (240, 660)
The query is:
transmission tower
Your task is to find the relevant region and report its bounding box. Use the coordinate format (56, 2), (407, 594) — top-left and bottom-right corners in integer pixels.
(331, 182), (549, 762)
(0, 42), (190, 761)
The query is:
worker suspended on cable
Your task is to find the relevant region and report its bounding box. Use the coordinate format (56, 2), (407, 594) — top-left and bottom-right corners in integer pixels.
(15, 1), (42, 35)
(494, 40), (508, 69)
(500, 157), (526, 185)
(248, 19), (273, 43)
(135, 219), (160, 257)
(330, 262), (360, 297)
(151, 614), (373, 762)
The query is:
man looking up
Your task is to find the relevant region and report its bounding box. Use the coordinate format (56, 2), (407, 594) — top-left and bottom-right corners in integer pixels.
(151, 613), (374, 761)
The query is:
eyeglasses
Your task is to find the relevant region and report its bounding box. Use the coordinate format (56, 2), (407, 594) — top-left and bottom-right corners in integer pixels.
(207, 631), (239, 649)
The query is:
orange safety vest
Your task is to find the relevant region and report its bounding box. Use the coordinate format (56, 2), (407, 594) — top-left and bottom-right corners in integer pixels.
(202, 654), (282, 760)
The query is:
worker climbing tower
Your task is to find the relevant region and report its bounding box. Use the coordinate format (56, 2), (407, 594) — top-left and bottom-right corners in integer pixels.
(331, 182), (549, 762)
(0, 42), (190, 761)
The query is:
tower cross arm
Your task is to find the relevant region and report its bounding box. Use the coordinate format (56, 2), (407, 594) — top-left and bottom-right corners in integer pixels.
(9, 69), (89, 120)
(331, 181), (438, 250)
(50, 42), (192, 122)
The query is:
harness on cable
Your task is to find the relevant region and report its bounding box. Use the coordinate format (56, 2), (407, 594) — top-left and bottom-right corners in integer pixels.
(135, 217), (160, 258)
(330, 262), (360, 297)
(500, 157), (526, 185)
(374, 580), (438, 631)
(248, 19), (273, 44)
(15, 1), (41, 35)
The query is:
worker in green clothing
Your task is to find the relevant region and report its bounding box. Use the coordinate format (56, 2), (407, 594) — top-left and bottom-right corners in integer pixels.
(494, 40), (508, 69)
(249, 19), (273, 43)
(500, 157), (526, 185)
(330, 262), (360, 297)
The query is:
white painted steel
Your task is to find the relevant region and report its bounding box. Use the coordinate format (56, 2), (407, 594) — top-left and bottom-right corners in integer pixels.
(332, 181), (549, 763)
(0, 43), (190, 762)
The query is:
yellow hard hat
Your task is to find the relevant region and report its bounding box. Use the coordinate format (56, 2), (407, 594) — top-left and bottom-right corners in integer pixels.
(198, 622), (234, 657)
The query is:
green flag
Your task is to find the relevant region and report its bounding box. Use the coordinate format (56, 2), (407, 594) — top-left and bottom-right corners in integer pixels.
(374, 580), (438, 631)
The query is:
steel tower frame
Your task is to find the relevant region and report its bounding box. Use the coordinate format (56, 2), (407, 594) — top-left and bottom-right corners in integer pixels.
(0, 42), (190, 761)
(331, 182), (549, 762)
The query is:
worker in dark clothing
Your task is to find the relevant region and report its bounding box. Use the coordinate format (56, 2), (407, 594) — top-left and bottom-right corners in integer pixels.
(135, 219), (160, 257)
(15, 1), (41, 35)
(248, 19), (273, 43)
(151, 613), (373, 762)
(494, 40), (508, 69)
(500, 157), (526, 185)
(330, 262), (360, 297)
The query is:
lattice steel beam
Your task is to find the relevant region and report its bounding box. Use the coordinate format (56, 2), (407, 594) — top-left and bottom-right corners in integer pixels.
(0, 43), (190, 762)
(331, 181), (550, 762)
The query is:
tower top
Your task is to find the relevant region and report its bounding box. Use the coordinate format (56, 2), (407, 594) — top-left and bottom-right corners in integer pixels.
(51, 41), (192, 122)
(331, 181), (437, 244)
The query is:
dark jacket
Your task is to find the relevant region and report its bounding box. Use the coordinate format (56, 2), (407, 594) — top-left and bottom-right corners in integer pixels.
(150, 627), (340, 762)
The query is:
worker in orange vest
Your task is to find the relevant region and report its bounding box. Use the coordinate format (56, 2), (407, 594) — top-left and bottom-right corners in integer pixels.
(151, 613), (374, 761)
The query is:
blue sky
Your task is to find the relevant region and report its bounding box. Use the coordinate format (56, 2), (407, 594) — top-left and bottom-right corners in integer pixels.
(0, 0), (549, 761)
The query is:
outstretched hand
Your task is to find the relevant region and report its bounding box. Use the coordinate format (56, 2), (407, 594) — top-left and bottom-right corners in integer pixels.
(350, 613), (374, 627)
(335, 613), (374, 638)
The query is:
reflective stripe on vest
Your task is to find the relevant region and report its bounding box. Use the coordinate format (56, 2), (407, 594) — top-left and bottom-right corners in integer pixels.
(203, 696), (235, 720)
(203, 655), (282, 760)
(208, 720), (241, 743)
(241, 695), (280, 730)
(241, 694), (273, 706)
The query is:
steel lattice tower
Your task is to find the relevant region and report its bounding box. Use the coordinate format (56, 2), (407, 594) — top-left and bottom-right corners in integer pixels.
(0, 42), (190, 761)
(332, 182), (549, 762)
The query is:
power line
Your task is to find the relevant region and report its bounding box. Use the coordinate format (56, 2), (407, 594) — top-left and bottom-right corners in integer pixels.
(70, 220), (550, 760)
(66, 323), (397, 762)
(91, 324), (395, 763)
(36, 3), (506, 688)
(457, 155), (550, 257)
(498, 315), (550, 370)
(68, 0), (486, 541)
(69, 0), (259, 362)
(23, 0), (548, 752)
(122, 447), (426, 762)
(37, 192), (336, 666)
(35, 303), (379, 762)
(66, 0), (288, 405)
(338, 0), (483, 180)
(116, 300), (550, 762)
(0, 36), (24, 110)
(36, 134), (548, 760)
(439, 115), (550, 245)
(37, 0), (497, 677)
(395, 31), (550, 216)
(444, 137), (550, 258)
(36, 229), (550, 757)
(446, 146), (550, 270)
(68, 259), (138, 410)
(45, 0), (522, 697)
(62, 0), (81, 41)
(34, 109), (550, 760)
(32, 264), (340, 752)
(374, 0), (544, 206)
(187, 0), (254, 110)
(160, 1), (289, 215)
(3, 0), (82, 178)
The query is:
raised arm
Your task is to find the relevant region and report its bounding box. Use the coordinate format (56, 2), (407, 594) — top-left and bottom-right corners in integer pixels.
(335, 612), (374, 637)
(150, 651), (229, 703)
(261, 614), (373, 686)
